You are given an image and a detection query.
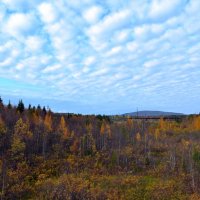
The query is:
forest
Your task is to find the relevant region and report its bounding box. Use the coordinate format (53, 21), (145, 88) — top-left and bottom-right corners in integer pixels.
(1, 97), (200, 199)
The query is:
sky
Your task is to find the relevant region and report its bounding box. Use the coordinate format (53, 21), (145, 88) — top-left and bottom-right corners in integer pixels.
(0, 0), (200, 115)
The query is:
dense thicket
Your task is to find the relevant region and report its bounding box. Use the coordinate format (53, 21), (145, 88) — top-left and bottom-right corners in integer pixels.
(0, 98), (200, 199)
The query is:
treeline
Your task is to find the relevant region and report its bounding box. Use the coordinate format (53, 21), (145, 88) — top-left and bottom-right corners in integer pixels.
(1, 97), (200, 199)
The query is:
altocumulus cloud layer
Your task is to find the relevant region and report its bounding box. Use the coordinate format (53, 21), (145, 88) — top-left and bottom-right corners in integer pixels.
(0, 0), (200, 114)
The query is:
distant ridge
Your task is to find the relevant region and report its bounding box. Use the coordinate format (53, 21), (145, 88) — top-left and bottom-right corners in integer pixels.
(123, 111), (184, 117)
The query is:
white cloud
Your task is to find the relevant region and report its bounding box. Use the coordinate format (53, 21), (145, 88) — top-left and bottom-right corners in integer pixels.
(89, 67), (109, 77)
(134, 23), (165, 41)
(2, 0), (40, 11)
(84, 56), (96, 66)
(0, 57), (13, 67)
(105, 46), (122, 57)
(114, 29), (131, 43)
(25, 36), (44, 52)
(83, 5), (104, 24)
(134, 25), (149, 40)
(1, 0), (200, 114)
(149, 0), (183, 19)
(87, 9), (131, 44)
(144, 59), (160, 68)
(4, 13), (36, 38)
(0, 40), (21, 68)
(0, 5), (6, 23)
(42, 64), (62, 73)
(38, 2), (58, 24)
(126, 41), (139, 52)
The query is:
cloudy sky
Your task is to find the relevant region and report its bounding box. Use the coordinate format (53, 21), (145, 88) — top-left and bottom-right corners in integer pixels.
(0, 0), (200, 114)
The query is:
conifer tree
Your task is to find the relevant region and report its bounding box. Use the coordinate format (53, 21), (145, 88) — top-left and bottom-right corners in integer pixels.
(42, 106), (47, 115)
(7, 100), (12, 109)
(37, 104), (41, 111)
(17, 100), (24, 113)
(28, 104), (32, 110)
(0, 96), (4, 111)
(0, 96), (3, 105)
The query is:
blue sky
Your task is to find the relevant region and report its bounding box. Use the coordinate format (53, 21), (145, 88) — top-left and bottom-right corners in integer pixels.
(0, 0), (200, 114)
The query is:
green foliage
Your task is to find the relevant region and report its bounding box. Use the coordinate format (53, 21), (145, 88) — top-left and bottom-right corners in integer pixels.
(110, 151), (118, 168)
(10, 134), (25, 162)
(193, 148), (200, 170)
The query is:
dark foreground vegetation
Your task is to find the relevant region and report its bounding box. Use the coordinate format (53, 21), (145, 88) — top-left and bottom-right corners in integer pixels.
(1, 97), (200, 199)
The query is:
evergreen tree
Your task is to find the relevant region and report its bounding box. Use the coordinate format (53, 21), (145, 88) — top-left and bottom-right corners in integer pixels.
(32, 106), (36, 113)
(42, 106), (47, 115)
(0, 96), (3, 105)
(37, 104), (41, 111)
(0, 96), (3, 109)
(28, 104), (32, 110)
(17, 100), (25, 113)
(7, 100), (12, 109)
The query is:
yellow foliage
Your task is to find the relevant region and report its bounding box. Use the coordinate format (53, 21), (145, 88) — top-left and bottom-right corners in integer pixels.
(86, 123), (93, 133)
(100, 122), (106, 135)
(14, 118), (32, 140)
(70, 138), (79, 154)
(123, 146), (132, 156)
(159, 118), (165, 130)
(155, 128), (160, 140)
(0, 116), (4, 126)
(0, 116), (6, 134)
(181, 139), (190, 149)
(135, 132), (141, 142)
(100, 121), (112, 138)
(70, 130), (75, 138)
(189, 193), (200, 200)
(58, 116), (69, 139)
(59, 116), (66, 130)
(106, 124), (112, 138)
(193, 116), (200, 131)
(127, 118), (133, 129)
(32, 112), (39, 125)
(44, 113), (52, 132)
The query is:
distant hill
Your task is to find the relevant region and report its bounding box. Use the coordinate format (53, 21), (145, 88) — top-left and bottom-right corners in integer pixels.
(123, 111), (184, 117)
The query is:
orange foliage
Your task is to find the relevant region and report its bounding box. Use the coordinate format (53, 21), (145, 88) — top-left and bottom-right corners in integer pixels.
(44, 113), (52, 132)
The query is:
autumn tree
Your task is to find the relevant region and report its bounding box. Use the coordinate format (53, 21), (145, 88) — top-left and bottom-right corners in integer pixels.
(10, 134), (26, 166)
(99, 121), (112, 150)
(0, 117), (7, 154)
(43, 112), (52, 158)
(58, 116), (69, 140)
(56, 116), (71, 156)
(193, 116), (200, 131)
(11, 118), (32, 164)
(8, 119), (32, 199)
(0, 117), (7, 200)
(81, 123), (96, 156)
